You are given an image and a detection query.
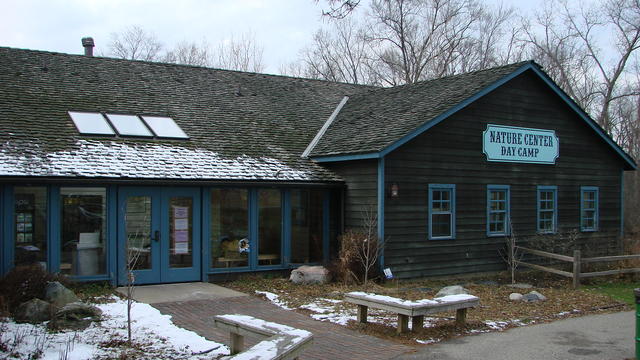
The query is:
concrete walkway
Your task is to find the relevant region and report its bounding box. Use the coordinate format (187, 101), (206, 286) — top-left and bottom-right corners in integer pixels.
(132, 282), (414, 360)
(116, 282), (246, 304)
(393, 311), (635, 360)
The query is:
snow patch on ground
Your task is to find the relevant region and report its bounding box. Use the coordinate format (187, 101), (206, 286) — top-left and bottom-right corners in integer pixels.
(256, 291), (292, 310)
(0, 297), (228, 360)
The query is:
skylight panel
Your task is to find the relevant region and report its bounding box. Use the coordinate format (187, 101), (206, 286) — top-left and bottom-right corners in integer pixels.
(106, 114), (153, 137)
(141, 116), (189, 139)
(68, 112), (114, 135)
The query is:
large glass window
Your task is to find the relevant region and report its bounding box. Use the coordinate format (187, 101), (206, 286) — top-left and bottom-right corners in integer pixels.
(124, 196), (152, 270)
(60, 187), (107, 276)
(14, 187), (48, 268)
(428, 184), (455, 240)
(580, 187), (598, 232)
(537, 186), (557, 234)
(487, 185), (510, 236)
(210, 189), (249, 268)
(291, 189), (324, 263)
(258, 189), (282, 266)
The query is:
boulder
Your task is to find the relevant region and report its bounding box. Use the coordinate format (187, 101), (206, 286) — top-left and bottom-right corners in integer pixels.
(435, 285), (469, 298)
(44, 281), (79, 308)
(289, 266), (330, 284)
(509, 293), (523, 301)
(524, 290), (547, 302)
(50, 302), (102, 331)
(14, 298), (51, 323)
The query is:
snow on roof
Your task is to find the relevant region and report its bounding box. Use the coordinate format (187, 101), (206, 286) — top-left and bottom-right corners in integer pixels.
(0, 139), (324, 181)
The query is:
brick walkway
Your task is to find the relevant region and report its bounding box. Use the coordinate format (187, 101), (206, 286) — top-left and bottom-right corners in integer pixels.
(154, 295), (415, 360)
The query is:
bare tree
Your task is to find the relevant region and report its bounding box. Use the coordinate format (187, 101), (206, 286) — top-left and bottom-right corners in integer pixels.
(301, 19), (373, 84)
(317, 0), (362, 18)
(109, 25), (163, 61)
(215, 32), (265, 73)
(520, 0), (640, 133)
(365, 0), (483, 85)
(164, 40), (211, 67)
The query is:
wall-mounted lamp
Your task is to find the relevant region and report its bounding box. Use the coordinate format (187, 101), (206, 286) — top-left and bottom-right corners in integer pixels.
(389, 182), (399, 198)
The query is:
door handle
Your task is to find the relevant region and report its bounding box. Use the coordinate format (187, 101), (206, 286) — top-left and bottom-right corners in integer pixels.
(151, 230), (160, 242)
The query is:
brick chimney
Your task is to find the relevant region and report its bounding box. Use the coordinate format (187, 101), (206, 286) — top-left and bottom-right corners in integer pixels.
(81, 37), (95, 57)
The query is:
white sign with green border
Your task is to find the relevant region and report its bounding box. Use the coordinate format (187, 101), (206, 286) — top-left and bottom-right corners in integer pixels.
(483, 124), (559, 164)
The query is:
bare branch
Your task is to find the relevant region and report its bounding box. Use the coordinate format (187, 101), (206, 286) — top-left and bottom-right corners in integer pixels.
(109, 25), (163, 61)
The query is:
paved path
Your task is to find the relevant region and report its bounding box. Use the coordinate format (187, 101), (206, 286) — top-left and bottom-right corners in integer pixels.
(393, 311), (635, 360)
(146, 283), (414, 360)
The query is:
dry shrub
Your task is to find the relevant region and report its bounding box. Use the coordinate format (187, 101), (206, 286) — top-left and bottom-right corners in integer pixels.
(328, 229), (382, 284)
(0, 264), (70, 314)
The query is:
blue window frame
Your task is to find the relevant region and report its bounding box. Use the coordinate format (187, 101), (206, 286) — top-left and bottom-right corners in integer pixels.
(487, 185), (510, 236)
(537, 186), (557, 234)
(428, 184), (455, 240)
(580, 186), (598, 232)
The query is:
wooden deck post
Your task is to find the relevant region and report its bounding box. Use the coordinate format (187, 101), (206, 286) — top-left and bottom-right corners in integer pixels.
(357, 304), (368, 323)
(572, 250), (582, 289)
(412, 315), (424, 331)
(230, 332), (244, 355)
(398, 314), (409, 334)
(455, 308), (467, 326)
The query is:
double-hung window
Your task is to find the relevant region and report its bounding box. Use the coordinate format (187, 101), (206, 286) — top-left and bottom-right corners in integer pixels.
(537, 186), (557, 233)
(428, 184), (455, 240)
(580, 187), (598, 231)
(487, 185), (510, 236)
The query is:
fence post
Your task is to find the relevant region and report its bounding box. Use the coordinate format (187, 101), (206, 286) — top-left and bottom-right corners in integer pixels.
(572, 250), (581, 289)
(635, 288), (640, 360)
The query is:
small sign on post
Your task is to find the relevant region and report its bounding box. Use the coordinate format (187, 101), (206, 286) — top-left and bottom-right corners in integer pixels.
(383, 268), (393, 279)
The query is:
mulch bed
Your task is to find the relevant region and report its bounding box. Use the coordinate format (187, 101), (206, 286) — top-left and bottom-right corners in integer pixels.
(225, 271), (631, 345)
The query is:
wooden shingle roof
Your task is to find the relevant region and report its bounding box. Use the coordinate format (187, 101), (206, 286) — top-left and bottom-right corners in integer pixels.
(0, 47), (368, 181)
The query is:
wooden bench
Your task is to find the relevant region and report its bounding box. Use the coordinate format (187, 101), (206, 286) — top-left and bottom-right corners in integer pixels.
(344, 291), (479, 334)
(213, 314), (313, 360)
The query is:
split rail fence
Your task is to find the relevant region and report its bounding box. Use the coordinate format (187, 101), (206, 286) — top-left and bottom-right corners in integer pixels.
(512, 246), (640, 289)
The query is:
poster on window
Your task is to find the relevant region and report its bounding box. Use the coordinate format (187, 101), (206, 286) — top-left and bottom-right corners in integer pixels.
(173, 206), (190, 254)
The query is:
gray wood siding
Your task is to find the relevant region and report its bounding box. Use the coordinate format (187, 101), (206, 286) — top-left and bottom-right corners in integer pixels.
(384, 71), (626, 279)
(323, 160), (378, 230)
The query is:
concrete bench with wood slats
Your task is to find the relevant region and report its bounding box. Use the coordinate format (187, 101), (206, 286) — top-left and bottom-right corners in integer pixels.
(213, 314), (313, 360)
(344, 291), (480, 334)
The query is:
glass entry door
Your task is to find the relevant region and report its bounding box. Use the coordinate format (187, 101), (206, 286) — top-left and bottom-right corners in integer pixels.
(118, 187), (201, 285)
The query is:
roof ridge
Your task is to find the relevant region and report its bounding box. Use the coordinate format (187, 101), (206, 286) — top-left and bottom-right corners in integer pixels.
(0, 46), (376, 89)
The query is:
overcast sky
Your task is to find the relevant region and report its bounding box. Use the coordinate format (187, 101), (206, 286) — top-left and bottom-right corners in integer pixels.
(1, 0), (545, 74)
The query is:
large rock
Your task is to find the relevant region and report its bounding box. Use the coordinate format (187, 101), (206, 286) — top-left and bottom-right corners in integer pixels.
(44, 281), (79, 308)
(289, 266), (330, 284)
(435, 285), (469, 298)
(14, 298), (51, 323)
(509, 292), (523, 301)
(50, 302), (102, 331)
(523, 290), (547, 302)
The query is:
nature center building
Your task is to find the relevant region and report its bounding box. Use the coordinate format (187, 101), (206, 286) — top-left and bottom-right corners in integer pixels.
(0, 43), (635, 284)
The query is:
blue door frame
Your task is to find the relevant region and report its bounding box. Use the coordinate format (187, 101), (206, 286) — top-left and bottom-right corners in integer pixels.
(118, 187), (201, 285)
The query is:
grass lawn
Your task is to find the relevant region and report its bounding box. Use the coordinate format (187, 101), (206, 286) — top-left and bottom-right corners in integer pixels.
(585, 280), (639, 305)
